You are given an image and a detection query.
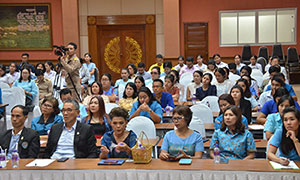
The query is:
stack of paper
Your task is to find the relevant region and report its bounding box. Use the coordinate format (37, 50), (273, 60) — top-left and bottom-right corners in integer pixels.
(26, 159), (55, 167)
(269, 161), (299, 170)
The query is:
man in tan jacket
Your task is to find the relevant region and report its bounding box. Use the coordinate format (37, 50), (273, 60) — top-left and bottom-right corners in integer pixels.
(60, 42), (81, 102)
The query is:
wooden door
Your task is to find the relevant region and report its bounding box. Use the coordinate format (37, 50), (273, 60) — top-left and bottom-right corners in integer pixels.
(184, 23), (208, 63)
(99, 25), (145, 81)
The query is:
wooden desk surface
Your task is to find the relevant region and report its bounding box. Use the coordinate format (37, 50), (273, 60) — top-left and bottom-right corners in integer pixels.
(3, 158), (300, 173)
(164, 111), (259, 118)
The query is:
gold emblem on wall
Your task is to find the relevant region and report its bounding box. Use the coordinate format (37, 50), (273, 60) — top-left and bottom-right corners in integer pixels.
(104, 36), (142, 73)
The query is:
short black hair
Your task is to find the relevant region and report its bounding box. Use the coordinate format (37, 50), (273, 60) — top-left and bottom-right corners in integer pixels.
(153, 78), (164, 86)
(186, 56), (194, 62)
(35, 69), (44, 76)
(156, 54), (163, 59)
(228, 62), (236, 70)
(109, 107), (129, 120)
(178, 56), (184, 60)
(152, 66), (161, 75)
(21, 53), (29, 57)
(271, 56), (280, 61)
(68, 42), (77, 50)
(138, 62), (145, 68)
(273, 87), (289, 99)
(271, 76), (285, 87)
(11, 105), (29, 116)
(163, 61), (172, 69)
(60, 88), (72, 98)
(173, 105), (193, 126)
(269, 65), (281, 74)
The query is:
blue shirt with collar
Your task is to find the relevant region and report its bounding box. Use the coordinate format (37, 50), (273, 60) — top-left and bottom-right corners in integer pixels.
(265, 83), (296, 97)
(264, 112), (282, 133)
(32, 114), (63, 135)
(260, 99), (300, 116)
(7, 130), (22, 159)
(214, 114), (249, 130)
(51, 121), (77, 159)
(210, 129), (256, 159)
(129, 100), (163, 121)
(153, 92), (175, 111)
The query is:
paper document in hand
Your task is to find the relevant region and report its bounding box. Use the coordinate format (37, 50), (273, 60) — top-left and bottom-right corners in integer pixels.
(249, 124), (264, 130)
(26, 159), (55, 167)
(269, 161), (299, 170)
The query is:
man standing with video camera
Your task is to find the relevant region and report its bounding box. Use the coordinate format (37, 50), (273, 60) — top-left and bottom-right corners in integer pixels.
(60, 42), (81, 102)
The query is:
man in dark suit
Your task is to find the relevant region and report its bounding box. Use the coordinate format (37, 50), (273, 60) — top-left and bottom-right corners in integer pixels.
(45, 99), (97, 159)
(0, 105), (40, 159)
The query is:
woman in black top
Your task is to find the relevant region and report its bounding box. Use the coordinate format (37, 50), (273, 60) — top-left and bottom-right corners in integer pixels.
(195, 73), (217, 101)
(230, 85), (252, 123)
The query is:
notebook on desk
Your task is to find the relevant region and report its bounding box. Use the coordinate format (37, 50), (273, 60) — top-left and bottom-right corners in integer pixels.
(269, 161), (299, 170)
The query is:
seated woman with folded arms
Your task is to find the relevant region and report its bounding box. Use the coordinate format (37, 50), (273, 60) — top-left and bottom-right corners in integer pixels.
(215, 94), (248, 130)
(100, 107), (137, 159)
(129, 87), (162, 123)
(267, 107), (300, 165)
(32, 97), (63, 135)
(85, 95), (111, 139)
(264, 95), (295, 140)
(210, 105), (256, 160)
(160, 105), (204, 160)
(119, 82), (138, 112)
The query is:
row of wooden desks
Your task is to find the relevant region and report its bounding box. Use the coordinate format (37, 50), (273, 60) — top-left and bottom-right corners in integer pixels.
(163, 111), (260, 119)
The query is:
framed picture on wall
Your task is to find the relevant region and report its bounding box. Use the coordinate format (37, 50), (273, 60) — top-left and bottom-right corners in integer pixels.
(0, 3), (52, 50)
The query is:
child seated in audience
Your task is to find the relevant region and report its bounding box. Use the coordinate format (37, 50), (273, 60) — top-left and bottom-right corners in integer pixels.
(210, 105), (256, 160)
(83, 81), (109, 106)
(213, 68), (234, 97)
(119, 82), (138, 112)
(164, 74), (179, 102)
(215, 94), (248, 130)
(236, 78), (258, 111)
(194, 54), (207, 72)
(101, 73), (117, 102)
(159, 105), (204, 160)
(134, 76), (145, 92)
(129, 87), (163, 123)
(186, 70), (202, 101)
(195, 73), (217, 101)
(230, 85), (252, 123)
(85, 95), (111, 139)
(267, 107), (300, 165)
(32, 97), (63, 135)
(100, 107), (137, 159)
(264, 95), (295, 140)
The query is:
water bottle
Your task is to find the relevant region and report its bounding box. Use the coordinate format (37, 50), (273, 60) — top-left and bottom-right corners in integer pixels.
(214, 144), (220, 163)
(11, 150), (19, 168)
(166, 105), (171, 116)
(115, 95), (119, 105)
(0, 150), (6, 168)
(192, 95), (197, 105)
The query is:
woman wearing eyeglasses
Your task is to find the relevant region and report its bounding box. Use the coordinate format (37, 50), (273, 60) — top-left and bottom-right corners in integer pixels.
(32, 97), (63, 135)
(159, 105), (204, 161)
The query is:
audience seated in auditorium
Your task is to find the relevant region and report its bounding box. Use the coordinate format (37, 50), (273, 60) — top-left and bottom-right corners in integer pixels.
(32, 97), (63, 135)
(267, 107), (300, 165)
(0, 64), (13, 87)
(79, 57), (90, 98)
(134, 76), (145, 92)
(159, 105), (204, 160)
(45, 99), (97, 159)
(195, 73), (217, 101)
(236, 78), (258, 111)
(228, 63), (240, 82)
(100, 107), (137, 159)
(152, 79), (175, 111)
(234, 54), (245, 74)
(146, 66), (161, 92)
(82, 53), (96, 85)
(210, 105), (256, 160)
(129, 87), (162, 123)
(101, 73), (117, 102)
(213, 54), (228, 68)
(83, 81), (109, 106)
(259, 77), (285, 107)
(9, 62), (20, 82)
(194, 54), (207, 72)
(127, 64), (137, 80)
(264, 95), (294, 140)
(174, 56), (186, 72)
(240, 66), (259, 95)
(44, 61), (56, 83)
(214, 94), (248, 130)
(136, 62), (151, 80)
(260, 65), (281, 93)
(164, 74), (179, 102)
(160, 61), (173, 78)
(241, 75), (258, 98)
(264, 56), (288, 83)
(18, 53), (34, 73)
(170, 70), (184, 100)
(148, 54), (164, 73)
(249, 55), (263, 73)
(119, 82), (138, 112)
(13, 66), (38, 108)
(85, 96), (111, 139)
(204, 59), (217, 74)
(179, 56), (197, 76)
(186, 70), (202, 101)
(115, 68), (133, 97)
(0, 105), (40, 159)
(213, 68), (234, 97)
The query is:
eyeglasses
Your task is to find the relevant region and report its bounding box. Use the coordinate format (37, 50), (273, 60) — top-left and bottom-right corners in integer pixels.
(172, 116), (184, 122)
(42, 103), (53, 108)
(61, 108), (75, 113)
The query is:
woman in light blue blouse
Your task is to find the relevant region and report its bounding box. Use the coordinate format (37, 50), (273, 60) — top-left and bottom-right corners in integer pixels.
(267, 107), (300, 165)
(129, 87), (162, 124)
(264, 95), (294, 140)
(13, 66), (38, 106)
(210, 105), (256, 160)
(32, 97), (63, 135)
(83, 53), (96, 85)
(159, 105), (204, 160)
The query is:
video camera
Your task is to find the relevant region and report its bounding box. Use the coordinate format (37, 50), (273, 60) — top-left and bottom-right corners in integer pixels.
(53, 45), (69, 57)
